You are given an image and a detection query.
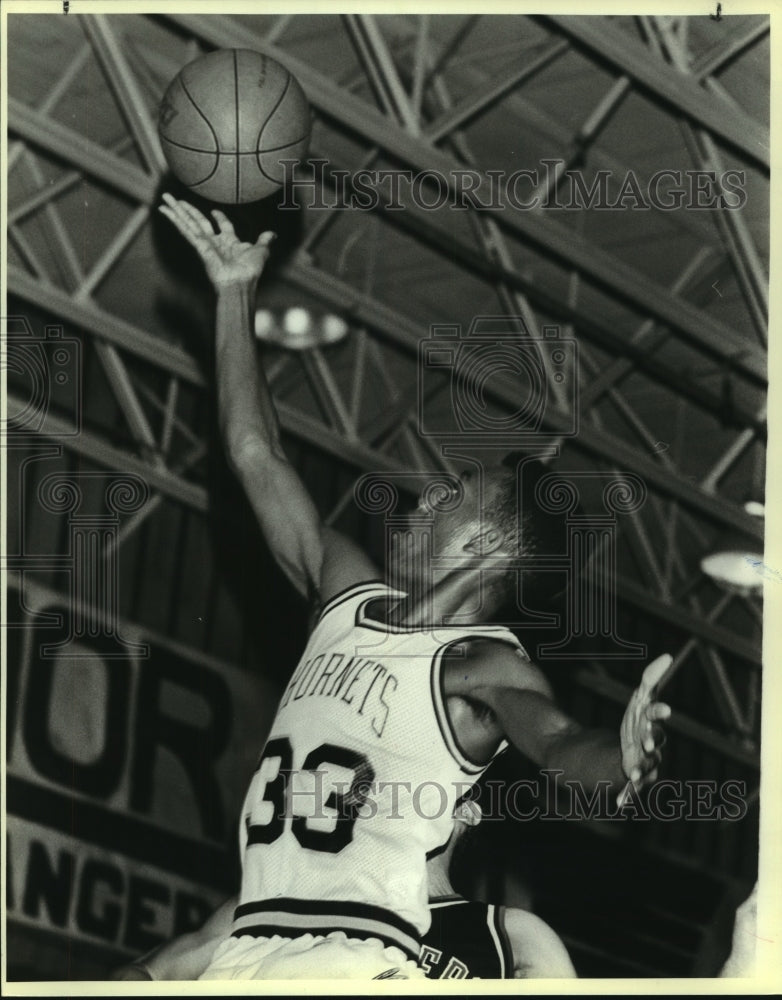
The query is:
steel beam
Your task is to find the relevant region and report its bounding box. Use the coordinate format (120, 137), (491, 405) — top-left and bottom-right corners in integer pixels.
(75, 206), (150, 300)
(164, 14), (766, 386)
(7, 42), (93, 173)
(358, 15), (422, 135)
(12, 251), (762, 548)
(7, 391), (208, 512)
(80, 15), (167, 173)
(692, 18), (769, 80)
(425, 39), (569, 142)
(539, 14), (769, 169)
(574, 669), (759, 770)
(8, 265), (205, 385)
(410, 15), (429, 118)
(277, 400), (408, 474)
(617, 575), (759, 665)
(653, 19), (768, 346)
(8, 97), (158, 204)
(17, 153), (164, 463)
(8, 134), (136, 226)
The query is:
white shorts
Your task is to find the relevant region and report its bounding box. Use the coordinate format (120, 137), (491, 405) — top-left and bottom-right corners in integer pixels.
(199, 930), (425, 980)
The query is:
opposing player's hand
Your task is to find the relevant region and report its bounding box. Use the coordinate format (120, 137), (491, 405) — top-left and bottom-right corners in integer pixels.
(159, 193), (275, 289)
(617, 653), (672, 806)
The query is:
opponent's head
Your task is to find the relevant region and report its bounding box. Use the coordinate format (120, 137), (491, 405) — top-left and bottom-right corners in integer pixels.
(425, 796), (483, 892)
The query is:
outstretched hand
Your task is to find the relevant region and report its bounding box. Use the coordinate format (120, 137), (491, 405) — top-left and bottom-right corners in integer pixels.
(159, 193), (275, 289)
(617, 653), (672, 806)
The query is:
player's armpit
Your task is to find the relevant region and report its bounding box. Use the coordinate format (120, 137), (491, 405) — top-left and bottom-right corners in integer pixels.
(319, 525), (381, 607)
(231, 447), (326, 599)
(443, 646), (570, 765)
(231, 449), (378, 607)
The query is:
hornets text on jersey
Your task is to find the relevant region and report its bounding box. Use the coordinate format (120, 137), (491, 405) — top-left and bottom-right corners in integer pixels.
(232, 582), (525, 959)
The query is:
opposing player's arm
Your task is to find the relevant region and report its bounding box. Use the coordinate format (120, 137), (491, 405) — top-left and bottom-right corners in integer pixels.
(445, 647), (623, 788)
(444, 645), (670, 795)
(159, 195), (377, 606)
(500, 906), (576, 979)
(111, 895), (236, 980)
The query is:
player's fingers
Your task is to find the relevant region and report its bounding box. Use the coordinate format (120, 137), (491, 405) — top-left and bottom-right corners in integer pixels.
(159, 204), (198, 241)
(159, 206), (206, 252)
(256, 230), (277, 248)
(161, 193), (201, 232)
(211, 210), (237, 237)
(176, 198), (215, 235)
(639, 654), (673, 695)
(645, 702), (672, 722)
(159, 199), (204, 240)
(645, 768), (658, 785)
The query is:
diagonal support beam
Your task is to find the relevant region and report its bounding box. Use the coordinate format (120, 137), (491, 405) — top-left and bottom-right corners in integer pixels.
(574, 669), (759, 769)
(80, 14), (167, 173)
(9, 243), (762, 544)
(692, 18), (770, 80)
(425, 39), (569, 142)
(358, 14), (422, 135)
(539, 14), (769, 169)
(8, 96), (158, 204)
(9, 264), (205, 385)
(7, 391), (208, 511)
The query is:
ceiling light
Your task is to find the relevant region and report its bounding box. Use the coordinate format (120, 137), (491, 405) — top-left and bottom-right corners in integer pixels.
(254, 308), (350, 350)
(700, 501), (764, 596)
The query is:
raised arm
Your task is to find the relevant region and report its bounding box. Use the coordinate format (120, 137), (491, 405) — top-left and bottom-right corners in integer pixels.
(159, 195), (376, 607)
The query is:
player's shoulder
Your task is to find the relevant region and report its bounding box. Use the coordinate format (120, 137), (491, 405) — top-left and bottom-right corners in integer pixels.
(499, 905), (577, 978)
(448, 637), (552, 699)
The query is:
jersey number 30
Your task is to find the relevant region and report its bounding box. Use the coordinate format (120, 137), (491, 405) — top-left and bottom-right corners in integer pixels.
(246, 736), (375, 854)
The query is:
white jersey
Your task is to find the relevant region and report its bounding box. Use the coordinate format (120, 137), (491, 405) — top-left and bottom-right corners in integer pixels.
(233, 582), (524, 959)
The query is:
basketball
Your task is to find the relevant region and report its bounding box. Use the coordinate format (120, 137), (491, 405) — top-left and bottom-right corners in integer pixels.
(158, 49), (311, 204)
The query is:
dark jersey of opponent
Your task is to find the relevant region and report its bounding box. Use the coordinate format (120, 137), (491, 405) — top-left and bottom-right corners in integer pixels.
(420, 896), (513, 979)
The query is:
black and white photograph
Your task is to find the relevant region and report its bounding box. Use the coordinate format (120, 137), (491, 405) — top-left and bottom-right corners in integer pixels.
(2, 0), (778, 990)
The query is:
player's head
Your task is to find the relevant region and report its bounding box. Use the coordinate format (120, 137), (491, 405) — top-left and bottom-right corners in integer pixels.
(391, 458), (572, 616)
(479, 456), (575, 612)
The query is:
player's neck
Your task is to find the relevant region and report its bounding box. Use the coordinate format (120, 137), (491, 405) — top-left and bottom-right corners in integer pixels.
(387, 571), (496, 627)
